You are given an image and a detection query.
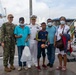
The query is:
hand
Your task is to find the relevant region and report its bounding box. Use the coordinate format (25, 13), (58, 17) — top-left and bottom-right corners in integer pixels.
(18, 35), (22, 38)
(59, 34), (63, 36)
(1, 42), (4, 48)
(48, 42), (50, 45)
(54, 42), (56, 47)
(42, 39), (46, 42)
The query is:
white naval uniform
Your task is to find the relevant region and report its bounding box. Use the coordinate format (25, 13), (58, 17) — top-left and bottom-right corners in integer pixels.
(29, 24), (41, 66)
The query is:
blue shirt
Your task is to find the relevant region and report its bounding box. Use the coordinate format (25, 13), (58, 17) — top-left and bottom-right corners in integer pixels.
(36, 30), (48, 47)
(46, 26), (56, 44)
(14, 25), (30, 46)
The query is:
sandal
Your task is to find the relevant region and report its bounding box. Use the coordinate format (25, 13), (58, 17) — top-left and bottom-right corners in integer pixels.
(62, 66), (66, 71)
(56, 66), (62, 70)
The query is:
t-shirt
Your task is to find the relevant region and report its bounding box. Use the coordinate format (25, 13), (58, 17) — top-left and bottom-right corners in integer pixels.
(14, 25), (30, 46)
(55, 25), (70, 41)
(46, 26), (56, 44)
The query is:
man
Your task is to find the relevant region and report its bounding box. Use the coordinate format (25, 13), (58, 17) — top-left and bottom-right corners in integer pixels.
(1, 14), (16, 72)
(29, 15), (41, 67)
(14, 17), (30, 71)
(46, 18), (56, 69)
(36, 22), (48, 70)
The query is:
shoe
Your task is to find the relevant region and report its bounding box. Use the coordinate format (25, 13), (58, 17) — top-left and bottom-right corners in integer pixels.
(47, 63), (50, 66)
(34, 63), (38, 67)
(27, 65), (31, 69)
(4, 67), (11, 72)
(42, 65), (47, 69)
(49, 64), (53, 68)
(23, 66), (28, 70)
(37, 66), (41, 71)
(10, 65), (15, 70)
(62, 66), (66, 71)
(18, 67), (22, 71)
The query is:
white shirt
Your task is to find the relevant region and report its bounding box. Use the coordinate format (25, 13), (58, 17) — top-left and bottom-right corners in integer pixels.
(28, 24), (41, 42)
(55, 25), (70, 41)
(0, 18), (4, 27)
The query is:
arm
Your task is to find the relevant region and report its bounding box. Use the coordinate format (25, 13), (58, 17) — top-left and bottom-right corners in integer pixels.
(36, 32), (41, 41)
(1, 23), (6, 47)
(14, 26), (22, 38)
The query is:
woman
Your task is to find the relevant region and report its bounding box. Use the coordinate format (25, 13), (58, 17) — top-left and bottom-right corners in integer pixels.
(55, 16), (70, 71)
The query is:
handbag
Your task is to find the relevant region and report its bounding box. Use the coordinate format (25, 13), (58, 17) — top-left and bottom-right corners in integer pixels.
(56, 38), (64, 51)
(56, 26), (65, 51)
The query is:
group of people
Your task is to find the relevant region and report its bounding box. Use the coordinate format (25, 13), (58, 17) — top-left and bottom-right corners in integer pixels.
(0, 14), (71, 72)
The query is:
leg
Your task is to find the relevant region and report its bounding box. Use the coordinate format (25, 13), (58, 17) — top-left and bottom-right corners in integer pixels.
(17, 46), (23, 67)
(33, 42), (37, 65)
(37, 47), (41, 70)
(9, 45), (15, 66)
(50, 44), (55, 66)
(63, 54), (67, 67)
(47, 44), (51, 64)
(3, 43), (10, 67)
(22, 46), (26, 66)
(42, 48), (46, 65)
(3, 43), (11, 72)
(37, 47), (41, 67)
(58, 54), (63, 67)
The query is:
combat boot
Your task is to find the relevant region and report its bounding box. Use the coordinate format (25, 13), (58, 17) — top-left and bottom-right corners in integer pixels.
(10, 65), (16, 70)
(4, 67), (11, 72)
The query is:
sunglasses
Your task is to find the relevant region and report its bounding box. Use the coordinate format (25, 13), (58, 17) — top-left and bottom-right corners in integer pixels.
(9, 16), (14, 18)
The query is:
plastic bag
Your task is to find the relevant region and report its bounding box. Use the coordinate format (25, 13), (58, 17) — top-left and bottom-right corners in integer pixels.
(21, 46), (31, 62)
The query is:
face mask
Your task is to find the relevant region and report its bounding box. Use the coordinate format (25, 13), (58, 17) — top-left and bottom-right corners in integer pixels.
(20, 23), (24, 26)
(48, 22), (52, 26)
(60, 21), (65, 25)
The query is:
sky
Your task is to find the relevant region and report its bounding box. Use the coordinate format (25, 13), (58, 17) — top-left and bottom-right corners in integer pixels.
(0, 0), (76, 24)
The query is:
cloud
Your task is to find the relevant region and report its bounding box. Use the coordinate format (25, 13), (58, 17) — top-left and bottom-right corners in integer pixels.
(0, 0), (76, 24)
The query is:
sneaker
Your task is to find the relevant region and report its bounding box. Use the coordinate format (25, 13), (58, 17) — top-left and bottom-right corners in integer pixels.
(34, 63), (38, 67)
(49, 64), (53, 68)
(4, 67), (11, 72)
(27, 65), (31, 69)
(42, 65), (47, 69)
(47, 63), (50, 66)
(37, 66), (41, 71)
(18, 67), (22, 71)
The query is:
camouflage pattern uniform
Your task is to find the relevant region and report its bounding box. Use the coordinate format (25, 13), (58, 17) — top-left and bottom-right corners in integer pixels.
(1, 22), (15, 67)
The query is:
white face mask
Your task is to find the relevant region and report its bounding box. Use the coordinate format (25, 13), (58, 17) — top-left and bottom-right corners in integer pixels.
(48, 22), (52, 26)
(60, 21), (65, 25)
(20, 23), (25, 26)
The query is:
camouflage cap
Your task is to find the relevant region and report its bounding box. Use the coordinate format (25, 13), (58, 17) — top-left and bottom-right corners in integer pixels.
(30, 15), (37, 19)
(7, 14), (14, 18)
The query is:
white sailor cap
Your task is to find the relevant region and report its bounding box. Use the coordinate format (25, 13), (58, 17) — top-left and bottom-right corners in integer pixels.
(30, 15), (37, 19)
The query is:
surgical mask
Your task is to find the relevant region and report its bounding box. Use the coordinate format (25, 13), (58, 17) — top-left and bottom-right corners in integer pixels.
(20, 23), (25, 26)
(48, 22), (52, 26)
(60, 21), (65, 25)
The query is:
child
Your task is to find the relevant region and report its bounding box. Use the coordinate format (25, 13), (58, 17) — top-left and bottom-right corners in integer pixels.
(36, 22), (48, 70)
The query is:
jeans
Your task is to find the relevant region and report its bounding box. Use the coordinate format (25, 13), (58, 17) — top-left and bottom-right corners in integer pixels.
(17, 46), (26, 67)
(47, 44), (55, 65)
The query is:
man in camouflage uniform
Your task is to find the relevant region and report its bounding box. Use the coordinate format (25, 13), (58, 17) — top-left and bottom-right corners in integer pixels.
(1, 14), (16, 72)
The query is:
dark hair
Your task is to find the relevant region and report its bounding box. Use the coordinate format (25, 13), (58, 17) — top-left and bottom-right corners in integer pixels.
(41, 22), (46, 25)
(19, 17), (24, 22)
(47, 18), (52, 21)
(59, 16), (66, 21)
